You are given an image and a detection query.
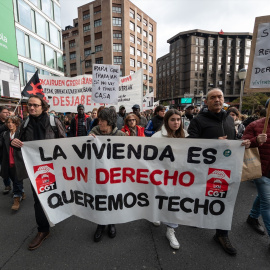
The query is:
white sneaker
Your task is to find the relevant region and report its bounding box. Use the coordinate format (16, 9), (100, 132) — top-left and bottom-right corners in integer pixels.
(152, 221), (161, 226)
(166, 227), (180, 249)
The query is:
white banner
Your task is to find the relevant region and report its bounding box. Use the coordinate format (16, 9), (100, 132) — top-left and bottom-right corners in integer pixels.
(22, 137), (244, 230)
(143, 90), (154, 111)
(39, 69), (143, 113)
(92, 64), (120, 105)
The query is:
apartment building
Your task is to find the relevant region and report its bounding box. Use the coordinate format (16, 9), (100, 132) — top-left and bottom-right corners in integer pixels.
(156, 29), (252, 106)
(62, 0), (156, 96)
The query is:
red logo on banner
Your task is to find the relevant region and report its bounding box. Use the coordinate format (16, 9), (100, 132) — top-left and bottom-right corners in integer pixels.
(34, 163), (57, 194)
(205, 168), (230, 198)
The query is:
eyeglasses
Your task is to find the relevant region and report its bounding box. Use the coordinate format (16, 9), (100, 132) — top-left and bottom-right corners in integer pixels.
(128, 119), (136, 122)
(27, 103), (42, 108)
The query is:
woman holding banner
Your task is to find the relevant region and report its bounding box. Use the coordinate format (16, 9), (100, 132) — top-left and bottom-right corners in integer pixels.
(88, 107), (126, 242)
(121, 113), (145, 136)
(152, 109), (187, 250)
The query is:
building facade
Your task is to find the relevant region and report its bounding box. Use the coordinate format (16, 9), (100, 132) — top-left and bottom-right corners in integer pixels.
(13, 0), (64, 88)
(62, 0), (156, 96)
(156, 29), (252, 106)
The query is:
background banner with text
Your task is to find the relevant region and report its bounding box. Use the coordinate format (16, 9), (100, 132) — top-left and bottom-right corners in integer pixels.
(39, 69), (143, 112)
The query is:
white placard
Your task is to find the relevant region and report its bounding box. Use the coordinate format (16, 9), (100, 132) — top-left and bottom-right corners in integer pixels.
(250, 23), (270, 88)
(92, 64), (120, 105)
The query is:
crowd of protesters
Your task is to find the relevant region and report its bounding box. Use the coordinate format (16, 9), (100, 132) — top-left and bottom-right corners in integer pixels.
(0, 89), (269, 256)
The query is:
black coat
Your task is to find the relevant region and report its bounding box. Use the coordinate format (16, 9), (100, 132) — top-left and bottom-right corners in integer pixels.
(187, 108), (236, 140)
(0, 130), (28, 181)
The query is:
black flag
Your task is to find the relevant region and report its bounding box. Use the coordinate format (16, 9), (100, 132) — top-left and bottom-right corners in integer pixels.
(21, 70), (45, 100)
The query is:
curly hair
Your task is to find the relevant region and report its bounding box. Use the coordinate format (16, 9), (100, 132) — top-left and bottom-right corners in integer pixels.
(5, 116), (21, 127)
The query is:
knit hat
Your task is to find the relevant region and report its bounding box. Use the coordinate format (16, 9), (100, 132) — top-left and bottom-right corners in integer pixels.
(77, 104), (84, 109)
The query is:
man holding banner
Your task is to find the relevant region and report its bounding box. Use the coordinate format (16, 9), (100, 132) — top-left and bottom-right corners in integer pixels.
(242, 98), (270, 244)
(188, 88), (250, 255)
(11, 95), (65, 250)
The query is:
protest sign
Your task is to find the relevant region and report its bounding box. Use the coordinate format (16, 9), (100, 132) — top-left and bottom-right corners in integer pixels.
(39, 70), (142, 113)
(92, 64), (120, 105)
(143, 90), (154, 110)
(22, 137), (245, 230)
(245, 15), (270, 93)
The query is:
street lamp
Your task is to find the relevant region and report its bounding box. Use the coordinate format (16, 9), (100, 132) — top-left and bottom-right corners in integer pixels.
(238, 68), (247, 113)
(80, 52), (95, 75)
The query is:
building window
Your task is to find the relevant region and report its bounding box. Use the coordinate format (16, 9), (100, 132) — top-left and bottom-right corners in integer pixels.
(94, 5), (101, 14)
(137, 14), (141, 21)
(143, 41), (147, 49)
(137, 26), (142, 33)
(83, 11), (90, 20)
(70, 52), (76, 60)
(130, 70), (135, 75)
(95, 32), (102, 40)
(69, 40), (75, 48)
(94, 19), (102, 27)
(143, 30), (147, 37)
(143, 74), (147, 80)
(84, 35), (91, 44)
(149, 55), (153, 63)
(246, 40), (251, 47)
(209, 39), (214, 46)
(143, 52), (147, 59)
(130, 34), (135, 43)
(129, 21), (135, 31)
(85, 60), (92, 68)
(30, 37), (41, 63)
(113, 43), (122, 52)
(84, 48), (91, 57)
(137, 38), (142, 45)
(95, 45), (102, 52)
(72, 31), (78, 36)
(143, 63), (147, 70)
(149, 45), (153, 53)
(149, 23), (153, 32)
(70, 63), (76, 71)
(129, 8), (135, 18)
(83, 23), (90, 32)
(130, 58), (135, 67)
(112, 5), (121, 13)
(63, 55), (66, 62)
(137, 61), (141, 68)
(130, 46), (135, 55)
(143, 19), (148, 26)
(149, 34), (153, 43)
(18, 0), (32, 30)
(95, 57), (103, 64)
(45, 45), (55, 68)
(149, 76), (153, 83)
(219, 39), (224, 46)
(114, 56), (122, 64)
(137, 49), (142, 57)
(113, 31), (122, 39)
(113, 17), (122, 26)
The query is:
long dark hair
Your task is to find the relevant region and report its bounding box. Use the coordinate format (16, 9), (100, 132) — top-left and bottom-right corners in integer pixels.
(164, 109), (185, 138)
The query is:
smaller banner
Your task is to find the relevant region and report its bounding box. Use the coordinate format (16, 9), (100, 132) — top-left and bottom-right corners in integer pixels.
(92, 64), (120, 105)
(22, 137), (245, 230)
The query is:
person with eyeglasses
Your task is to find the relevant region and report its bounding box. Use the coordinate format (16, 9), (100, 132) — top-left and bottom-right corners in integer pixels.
(11, 95), (65, 251)
(121, 113), (145, 136)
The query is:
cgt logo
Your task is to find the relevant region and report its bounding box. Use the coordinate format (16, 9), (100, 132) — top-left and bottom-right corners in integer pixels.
(33, 163), (57, 194)
(205, 168), (230, 198)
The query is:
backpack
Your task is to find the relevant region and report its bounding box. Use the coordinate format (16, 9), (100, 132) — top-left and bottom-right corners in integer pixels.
(21, 114), (59, 138)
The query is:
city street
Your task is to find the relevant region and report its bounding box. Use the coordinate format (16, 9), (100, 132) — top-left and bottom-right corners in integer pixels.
(0, 178), (269, 270)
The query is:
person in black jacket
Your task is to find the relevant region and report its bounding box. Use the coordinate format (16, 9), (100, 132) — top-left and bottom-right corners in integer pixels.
(69, 104), (90, 137)
(0, 116), (25, 210)
(0, 106), (11, 194)
(188, 88), (250, 256)
(11, 95), (65, 251)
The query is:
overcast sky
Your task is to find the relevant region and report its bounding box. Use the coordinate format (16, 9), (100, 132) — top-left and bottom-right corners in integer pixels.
(61, 0), (270, 58)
